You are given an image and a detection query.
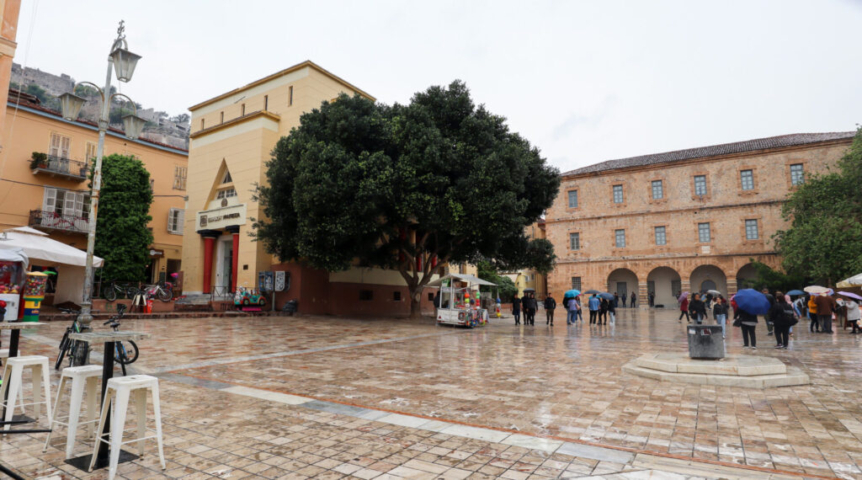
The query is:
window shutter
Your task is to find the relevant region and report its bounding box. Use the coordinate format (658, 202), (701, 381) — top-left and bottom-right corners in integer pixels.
(60, 136), (71, 158)
(49, 134), (61, 157)
(177, 209), (184, 235)
(42, 188), (57, 212)
(63, 191), (77, 217)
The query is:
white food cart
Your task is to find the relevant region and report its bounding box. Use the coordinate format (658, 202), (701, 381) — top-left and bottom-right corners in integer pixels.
(428, 273), (497, 328)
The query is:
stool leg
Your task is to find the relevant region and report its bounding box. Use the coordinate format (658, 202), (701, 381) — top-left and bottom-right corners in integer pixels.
(3, 364), (22, 431)
(135, 389), (146, 457)
(89, 390), (112, 473)
(108, 387), (131, 480)
(85, 377), (98, 438)
(151, 383), (165, 469)
(41, 363), (52, 427)
(32, 364), (42, 419)
(43, 376), (67, 452)
(0, 366), (9, 429)
(64, 377), (84, 459)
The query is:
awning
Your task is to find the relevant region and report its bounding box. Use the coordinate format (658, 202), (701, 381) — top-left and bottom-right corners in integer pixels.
(0, 247), (28, 269)
(0, 227), (103, 267)
(426, 273), (497, 288)
(838, 273), (862, 289)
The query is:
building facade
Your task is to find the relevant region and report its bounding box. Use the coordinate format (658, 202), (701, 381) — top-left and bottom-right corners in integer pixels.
(0, 0), (20, 147)
(0, 89), (188, 304)
(502, 221), (548, 298)
(545, 132), (855, 308)
(182, 61), (441, 316)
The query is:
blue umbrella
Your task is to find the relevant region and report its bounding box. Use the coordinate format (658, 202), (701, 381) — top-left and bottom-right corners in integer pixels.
(734, 288), (771, 315)
(564, 289), (580, 298)
(787, 289), (805, 296)
(598, 292), (615, 301)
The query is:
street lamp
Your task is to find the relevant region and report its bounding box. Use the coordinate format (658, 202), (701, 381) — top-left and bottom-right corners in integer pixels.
(60, 20), (143, 326)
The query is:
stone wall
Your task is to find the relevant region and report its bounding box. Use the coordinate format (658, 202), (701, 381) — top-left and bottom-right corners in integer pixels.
(546, 138), (853, 306)
(11, 63), (73, 96)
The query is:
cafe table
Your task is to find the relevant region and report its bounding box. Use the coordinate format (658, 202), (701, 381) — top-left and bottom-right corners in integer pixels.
(66, 330), (151, 471)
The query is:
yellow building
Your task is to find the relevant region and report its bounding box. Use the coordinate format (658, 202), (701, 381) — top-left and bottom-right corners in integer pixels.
(0, 0), (20, 146)
(183, 61), (445, 316)
(0, 89), (188, 304)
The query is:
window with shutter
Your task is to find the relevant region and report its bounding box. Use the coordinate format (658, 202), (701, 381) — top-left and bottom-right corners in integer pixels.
(49, 133), (62, 157)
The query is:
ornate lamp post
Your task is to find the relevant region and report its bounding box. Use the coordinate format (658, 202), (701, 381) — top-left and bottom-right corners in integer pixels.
(58, 21), (145, 325)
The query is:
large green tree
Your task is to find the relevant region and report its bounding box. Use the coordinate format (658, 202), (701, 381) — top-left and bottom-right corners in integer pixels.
(94, 154), (154, 284)
(255, 81), (560, 317)
(774, 127), (862, 285)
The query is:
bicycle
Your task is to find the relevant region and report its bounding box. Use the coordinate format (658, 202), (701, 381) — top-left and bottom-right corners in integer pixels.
(141, 282), (173, 302)
(55, 308), (90, 370)
(102, 280), (140, 302)
(104, 304), (139, 376)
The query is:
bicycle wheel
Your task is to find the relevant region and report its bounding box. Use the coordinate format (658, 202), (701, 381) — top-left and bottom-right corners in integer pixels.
(115, 341), (139, 365)
(55, 337), (69, 370)
(104, 285), (117, 302)
(157, 287), (172, 302)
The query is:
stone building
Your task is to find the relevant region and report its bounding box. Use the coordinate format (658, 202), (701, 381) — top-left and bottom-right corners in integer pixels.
(545, 132), (855, 308)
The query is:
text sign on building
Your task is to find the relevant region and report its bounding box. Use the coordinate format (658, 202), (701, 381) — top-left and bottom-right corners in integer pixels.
(196, 204), (247, 232)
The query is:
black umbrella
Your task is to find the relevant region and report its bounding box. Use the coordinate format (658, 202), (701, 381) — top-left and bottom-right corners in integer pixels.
(585, 289), (601, 294)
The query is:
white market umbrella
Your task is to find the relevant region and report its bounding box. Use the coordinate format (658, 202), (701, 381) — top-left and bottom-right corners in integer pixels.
(0, 228), (103, 267)
(804, 285), (830, 295)
(837, 274), (862, 289)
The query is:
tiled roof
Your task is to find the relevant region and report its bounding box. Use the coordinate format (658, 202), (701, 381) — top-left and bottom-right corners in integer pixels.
(563, 132), (856, 177)
(6, 88), (189, 154)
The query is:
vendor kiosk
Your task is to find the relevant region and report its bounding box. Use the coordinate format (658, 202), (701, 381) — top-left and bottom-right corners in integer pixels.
(428, 273), (497, 328)
(0, 248), (27, 321)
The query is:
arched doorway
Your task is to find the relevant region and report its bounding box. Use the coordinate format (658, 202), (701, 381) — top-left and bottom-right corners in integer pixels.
(647, 266), (681, 308)
(690, 265), (728, 297)
(607, 268), (638, 305)
(737, 263), (758, 290)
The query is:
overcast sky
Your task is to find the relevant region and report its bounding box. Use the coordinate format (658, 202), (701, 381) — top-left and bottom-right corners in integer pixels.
(16, 0), (862, 172)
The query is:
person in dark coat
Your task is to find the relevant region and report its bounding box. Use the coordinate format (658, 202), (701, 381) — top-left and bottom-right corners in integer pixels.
(599, 298), (609, 325)
(607, 296), (616, 324)
(679, 296), (690, 323)
(613, 292), (620, 308)
(688, 293), (707, 324)
(770, 291), (795, 349)
(735, 307), (758, 348)
(512, 294), (521, 325)
(630, 292), (637, 308)
(649, 292), (655, 307)
(524, 293), (537, 326)
(544, 294), (557, 326)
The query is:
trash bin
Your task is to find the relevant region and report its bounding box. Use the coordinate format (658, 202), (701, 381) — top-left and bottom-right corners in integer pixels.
(687, 324), (725, 359)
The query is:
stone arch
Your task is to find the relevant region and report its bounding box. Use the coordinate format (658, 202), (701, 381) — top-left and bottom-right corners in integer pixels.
(736, 263), (759, 290)
(690, 265), (728, 298)
(647, 266), (682, 308)
(607, 268), (638, 301)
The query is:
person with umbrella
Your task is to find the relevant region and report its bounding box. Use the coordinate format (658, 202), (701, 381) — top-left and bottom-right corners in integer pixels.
(678, 292), (690, 323)
(588, 293), (600, 324)
(734, 289), (771, 349)
(565, 295), (578, 325)
(769, 291), (796, 349)
(840, 292), (862, 333)
(512, 293), (522, 325)
(524, 292), (537, 326)
(814, 291), (836, 334)
(607, 293), (616, 324)
(598, 296), (609, 324)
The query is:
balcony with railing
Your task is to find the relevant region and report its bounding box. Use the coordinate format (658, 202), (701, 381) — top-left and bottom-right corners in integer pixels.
(30, 153), (89, 181)
(29, 209), (89, 234)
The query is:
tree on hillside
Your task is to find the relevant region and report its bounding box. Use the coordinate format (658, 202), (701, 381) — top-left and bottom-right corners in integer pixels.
(94, 154), (154, 285)
(254, 81), (560, 317)
(774, 127), (862, 285)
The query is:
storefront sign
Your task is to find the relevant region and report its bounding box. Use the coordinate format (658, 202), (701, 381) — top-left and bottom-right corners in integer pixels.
(196, 204), (247, 232)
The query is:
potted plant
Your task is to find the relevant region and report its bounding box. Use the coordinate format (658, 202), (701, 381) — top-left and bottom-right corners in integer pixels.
(29, 152), (47, 170)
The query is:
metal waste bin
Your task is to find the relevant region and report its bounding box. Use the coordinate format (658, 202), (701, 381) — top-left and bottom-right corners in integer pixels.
(687, 324), (724, 359)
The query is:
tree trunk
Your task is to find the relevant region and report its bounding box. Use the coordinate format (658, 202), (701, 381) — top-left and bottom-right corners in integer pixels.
(409, 291), (423, 319)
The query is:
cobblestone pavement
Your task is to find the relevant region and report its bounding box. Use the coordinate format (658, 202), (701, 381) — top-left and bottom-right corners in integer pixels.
(2, 308), (861, 479)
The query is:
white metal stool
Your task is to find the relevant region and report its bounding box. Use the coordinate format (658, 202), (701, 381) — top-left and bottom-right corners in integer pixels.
(0, 355), (52, 430)
(43, 365), (102, 458)
(89, 375), (165, 479)
(0, 349), (25, 415)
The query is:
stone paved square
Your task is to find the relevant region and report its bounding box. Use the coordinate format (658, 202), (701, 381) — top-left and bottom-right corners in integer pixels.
(3, 309), (862, 479)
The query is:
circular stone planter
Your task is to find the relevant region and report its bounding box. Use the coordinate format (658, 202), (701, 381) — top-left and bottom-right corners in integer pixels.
(622, 352), (809, 388)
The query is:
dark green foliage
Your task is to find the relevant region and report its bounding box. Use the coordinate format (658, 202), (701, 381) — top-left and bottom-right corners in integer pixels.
(108, 108), (134, 125)
(25, 84), (51, 104)
(254, 81), (560, 316)
(74, 85), (100, 98)
(30, 152), (47, 169)
(739, 260), (808, 292)
(774, 127), (862, 285)
(94, 154), (153, 282)
(477, 261), (517, 302)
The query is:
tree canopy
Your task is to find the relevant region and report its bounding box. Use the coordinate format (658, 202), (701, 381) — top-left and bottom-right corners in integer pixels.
(774, 127), (862, 286)
(254, 81), (560, 316)
(94, 154), (154, 284)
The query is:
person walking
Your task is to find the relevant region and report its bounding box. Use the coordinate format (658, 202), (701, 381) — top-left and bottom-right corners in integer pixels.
(599, 298), (609, 325)
(588, 294), (600, 324)
(607, 295), (616, 324)
(524, 293), (537, 326)
(512, 294), (521, 325)
(735, 306), (758, 349)
(566, 296), (578, 325)
(649, 292), (655, 307)
(613, 292), (620, 309)
(679, 296), (690, 323)
(713, 296), (728, 338)
(630, 291), (637, 308)
(575, 296), (584, 322)
(544, 294), (557, 326)
(761, 288), (775, 337)
(814, 293), (836, 334)
(621, 293), (627, 308)
(846, 297), (861, 334)
(808, 294), (819, 332)
(689, 293), (707, 325)
(835, 297), (847, 331)
(770, 291), (796, 349)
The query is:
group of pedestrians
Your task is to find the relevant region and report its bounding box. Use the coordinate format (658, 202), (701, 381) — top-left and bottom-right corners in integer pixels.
(511, 292), (539, 325)
(613, 291), (637, 308)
